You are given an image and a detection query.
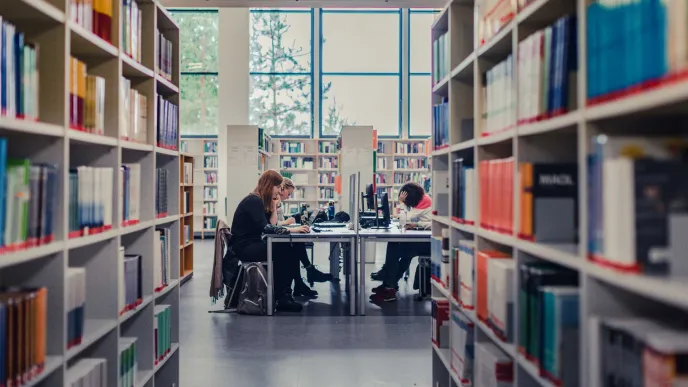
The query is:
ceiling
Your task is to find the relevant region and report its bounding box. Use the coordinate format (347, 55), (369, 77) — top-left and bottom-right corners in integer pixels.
(161, 0), (446, 8)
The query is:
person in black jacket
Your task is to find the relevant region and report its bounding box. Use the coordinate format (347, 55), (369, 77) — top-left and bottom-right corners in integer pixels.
(229, 170), (310, 312)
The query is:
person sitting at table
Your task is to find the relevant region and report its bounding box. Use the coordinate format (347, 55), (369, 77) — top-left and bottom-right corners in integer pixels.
(274, 178), (332, 298)
(370, 182), (432, 303)
(228, 169), (310, 312)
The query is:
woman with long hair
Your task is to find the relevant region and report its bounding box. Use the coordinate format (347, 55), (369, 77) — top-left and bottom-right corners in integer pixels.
(229, 170), (309, 312)
(275, 178), (333, 298)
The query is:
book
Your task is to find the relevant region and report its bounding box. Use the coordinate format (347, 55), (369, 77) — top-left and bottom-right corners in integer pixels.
(431, 298), (450, 348)
(68, 167), (114, 238)
(479, 158), (514, 234)
(588, 135), (688, 273)
(70, 57), (105, 134)
(121, 78), (148, 143)
(121, 0), (142, 62)
(155, 168), (169, 217)
(154, 305), (172, 364)
(517, 16), (577, 124)
(154, 228), (171, 292)
(452, 158), (476, 224)
(0, 19), (38, 121)
(457, 240), (475, 310)
(487, 258), (516, 342)
(119, 337), (138, 387)
(450, 309), (475, 383)
(66, 358), (107, 386)
(0, 287), (47, 385)
(586, 0), (688, 103)
(541, 287), (579, 387)
(156, 96), (178, 150)
(518, 162), (578, 242)
(156, 31), (173, 82)
(482, 55), (515, 136)
(518, 263), (577, 364)
(432, 99), (449, 150)
(476, 250), (510, 323)
(121, 163), (141, 226)
(66, 267), (86, 349)
(474, 341), (514, 387)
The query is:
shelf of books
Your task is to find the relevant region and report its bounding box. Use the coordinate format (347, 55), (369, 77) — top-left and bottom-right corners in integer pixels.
(272, 138), (339, 216)
(180, 136), (217, 239)
(0, 0), (182, 385)
(375, 139), (431, 214)
(180, 153), (193, 285)
(429, 0), (688, 385)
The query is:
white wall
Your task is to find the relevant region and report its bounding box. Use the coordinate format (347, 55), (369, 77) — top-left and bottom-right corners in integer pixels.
(218, 8), (250, 221)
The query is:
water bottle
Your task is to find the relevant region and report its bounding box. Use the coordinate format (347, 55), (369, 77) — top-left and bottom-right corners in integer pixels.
(399, 209), (407, 233)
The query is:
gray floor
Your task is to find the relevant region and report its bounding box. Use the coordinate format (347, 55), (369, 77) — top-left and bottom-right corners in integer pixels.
(179, 240), (431, 387)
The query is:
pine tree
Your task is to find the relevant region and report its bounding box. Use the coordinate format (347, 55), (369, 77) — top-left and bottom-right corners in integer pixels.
(249, 11), (351, 136)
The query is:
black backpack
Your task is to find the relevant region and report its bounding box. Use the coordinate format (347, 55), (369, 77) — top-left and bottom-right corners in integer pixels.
(236, 263), (269, 315)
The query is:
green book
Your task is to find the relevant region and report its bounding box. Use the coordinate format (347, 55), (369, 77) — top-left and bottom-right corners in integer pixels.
(7, 159), (30, 244)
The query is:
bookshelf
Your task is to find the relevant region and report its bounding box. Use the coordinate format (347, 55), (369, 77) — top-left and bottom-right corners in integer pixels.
(429, 0), (688, 386)
(375, 138), (431, 214)
(180, 153), (193, 284)
(0, 0), (181, 385)
(271, 138), (340, 215)
(180, 136), (217, 239)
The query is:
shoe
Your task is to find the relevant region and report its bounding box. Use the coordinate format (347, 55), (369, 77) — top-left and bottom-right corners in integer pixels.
(276, 295), (303, 313)
(293, 279), (318, 298)
(306, 265), (334, 287)
(369, 288), (397, 302)
(370, 270), (384, 281)
(372, 284), (399, 293)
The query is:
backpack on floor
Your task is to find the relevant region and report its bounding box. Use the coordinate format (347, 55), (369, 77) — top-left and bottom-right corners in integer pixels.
(236, 263), (269, 315)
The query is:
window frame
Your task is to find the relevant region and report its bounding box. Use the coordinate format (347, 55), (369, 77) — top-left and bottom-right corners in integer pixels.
(249, 8), (315, 138)
(171, 9), (220, 136)
(408, 8), (439, 139)
(318, 8), (403, 139)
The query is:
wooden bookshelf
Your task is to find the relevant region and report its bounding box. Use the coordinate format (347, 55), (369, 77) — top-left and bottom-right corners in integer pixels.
(180, 136), (217, 239)
(180, 153), (194, 285)
(0, 0), (181, 385)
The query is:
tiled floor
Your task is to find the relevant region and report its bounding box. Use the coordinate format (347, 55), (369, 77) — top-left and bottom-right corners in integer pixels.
(179, 240), (431, 387)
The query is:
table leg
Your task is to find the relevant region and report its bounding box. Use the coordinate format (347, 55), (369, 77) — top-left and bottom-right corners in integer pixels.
(267, 237), (274, 316)
(359, 238), (367, 316)
(349, 238), (355, 316)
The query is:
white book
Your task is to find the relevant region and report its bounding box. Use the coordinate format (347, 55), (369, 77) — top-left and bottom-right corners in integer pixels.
(123, 164), (140, 222)
(104, 167), (113, 227)
(154, 231), (162, 289)
(121, 78), (131, 139)
(474, 342), (513, 387)
(488, 258), (515, 340)
(458, 240), (475, 309)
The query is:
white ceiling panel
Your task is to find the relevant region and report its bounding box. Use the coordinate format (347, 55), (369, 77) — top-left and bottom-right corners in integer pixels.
(161, 0), (445, 8)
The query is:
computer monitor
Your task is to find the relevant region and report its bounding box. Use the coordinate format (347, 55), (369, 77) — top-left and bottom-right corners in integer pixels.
(363, 183), (375, 211)
(378, 193), (391, 227)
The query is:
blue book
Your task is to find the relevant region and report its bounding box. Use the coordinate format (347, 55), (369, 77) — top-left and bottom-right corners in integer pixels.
(542, 287), (579, 387)
(547, 22), (558, 114)
(14, 31), (22, 118)
(1, 22), (7, 114)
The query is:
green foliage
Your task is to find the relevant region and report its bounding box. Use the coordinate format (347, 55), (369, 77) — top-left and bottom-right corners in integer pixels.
(249, 11), (351, 136)
(172, 11), (219, 135)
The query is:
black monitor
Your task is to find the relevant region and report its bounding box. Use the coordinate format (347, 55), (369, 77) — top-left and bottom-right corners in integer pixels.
(364, 183), (375, 211)
(378, 193), (391, 227)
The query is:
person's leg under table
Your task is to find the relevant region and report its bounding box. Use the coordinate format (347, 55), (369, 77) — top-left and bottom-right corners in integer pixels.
(372, 241), (431, 302)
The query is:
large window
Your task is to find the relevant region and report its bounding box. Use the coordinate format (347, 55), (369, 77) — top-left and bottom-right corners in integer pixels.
(172, 10), (219, 135)
(409, 9), (439, 137)
(249, 9), (313, 137)
(320, 9), (401, 137)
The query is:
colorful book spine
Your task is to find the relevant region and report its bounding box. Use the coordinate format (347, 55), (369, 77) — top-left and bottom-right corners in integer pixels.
(458, 240), (475, 310)
(68, 167), (114, 238)
(0, 287), (47, 385)
(431, 298), (450, 348)
(70, 57), (105, 134)
(153, 305), (172, 364)
(121, 163), (141, 226)
(487, 258), (516, 342)
(119, 338), (138, 387)
(154, 228), (171, 292)
(432, 99), (449, 150)
(586, 0), (688, 104)
(541, 287), (579, 387)
(156, 97), (178, 150)
(482, 55), (515, 136)
(479, 158), (514, 235)
(156, 31), (173, 82)
(155, 168), (169, 217)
